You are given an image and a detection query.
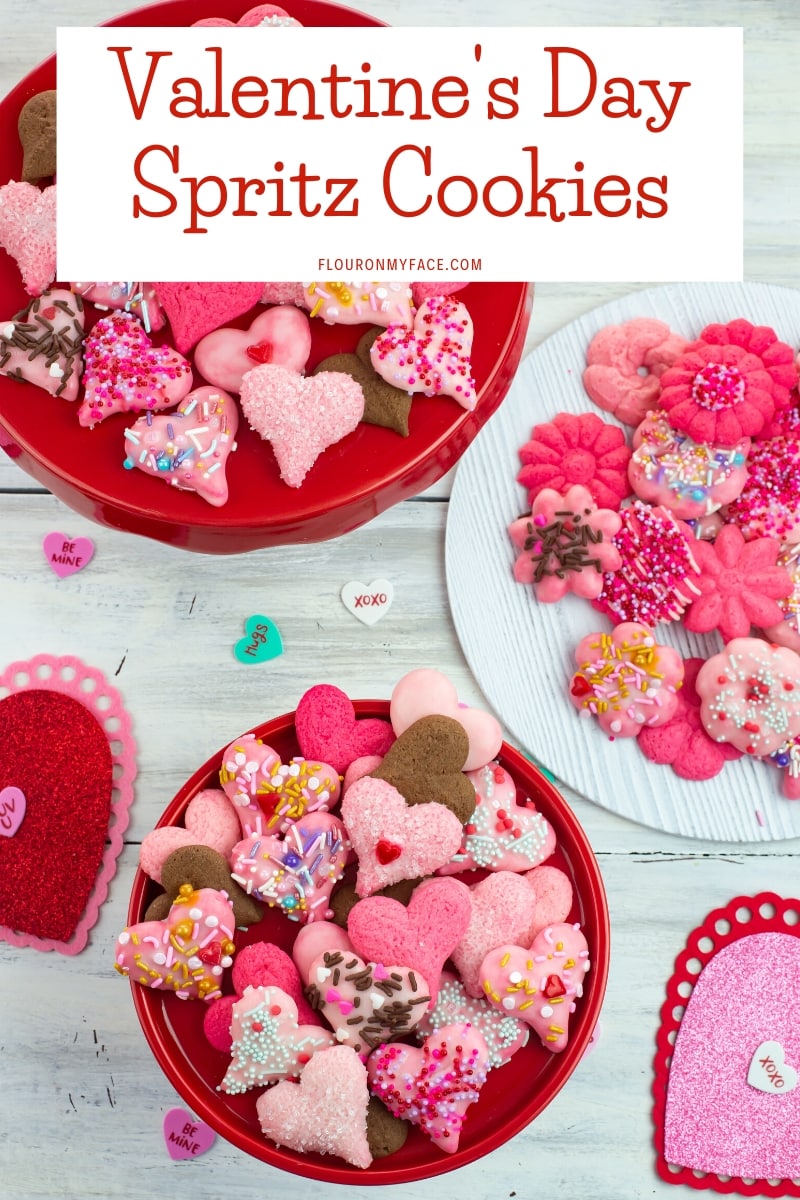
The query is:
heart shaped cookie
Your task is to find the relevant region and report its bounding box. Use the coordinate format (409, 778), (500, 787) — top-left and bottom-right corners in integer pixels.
(303, 281), (413, 327)
(340, 777), (464, 897)
(145, 844), (263, 928)
(194, 3), (302, 26)
(313, 330), (412, 436)
(139, 789), (240, 883)
(390, 668), (503, 771)
(295, 684), (395, 775)
(256, 1045), (373, 1169)
(480, 922), (591, 1052)
(229, 812), (349, 923)
(123, 386), (238, 506)
(194, 304), (311, 393)
(220, 984), (334, 1094)
(347, 877), (472, 1003)
(80, 311), (192, 428)
(18, 90), (57, 183)
(0, 290), (84, 401)
(114, 885), (236, 1001)
(219, 732), (341, 837)
(152, 282), (264, 353)
(416, 970), (529, 1070)
(411, 282), (467, 305)
(0, 181), (56, 295)
(305, 949), (431, 1054)
(239, 363), (364, 487)
(71, 281), (165, 333)
(438, 761), (556, 874)
(450, 871), (542, 997)
(367, 1022), (489, 1153)
(370, 296), (476, 409)
(371, 715), (476, 824)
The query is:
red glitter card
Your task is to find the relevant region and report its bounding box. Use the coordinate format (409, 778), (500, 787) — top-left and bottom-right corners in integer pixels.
(653, 892), (800, 1195)
(0, 654), (136, 954)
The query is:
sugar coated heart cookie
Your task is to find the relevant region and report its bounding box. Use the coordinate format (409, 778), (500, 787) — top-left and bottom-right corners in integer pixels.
(80, 311), (192, 428)
(305, 949), (431, 1053)
(370, 296), (475, 409)
(0, 181), (56, 295)
(229, 812), (349, 922)
(114, 884), (236, 1001)
(0, 290), (84, 401)
(295, 684), (395, 774)
(220, 733), (341, 837)
(389, 668), (503, 771)
(194, 304), (311, 393)
(123, 386), (238, 507)
(450, 871), (542, 997)
(220, 984), (334, 1093)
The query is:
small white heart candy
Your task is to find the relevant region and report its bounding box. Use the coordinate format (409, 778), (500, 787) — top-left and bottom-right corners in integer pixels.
(747, 1040), (798, 1094)
(340, 578), (395, 627)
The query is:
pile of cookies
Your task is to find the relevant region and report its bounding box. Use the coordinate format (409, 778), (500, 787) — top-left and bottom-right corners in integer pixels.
(114, 669), (591, 1168)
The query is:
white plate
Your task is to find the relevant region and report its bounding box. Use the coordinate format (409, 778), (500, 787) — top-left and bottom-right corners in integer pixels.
(446, 282), (800, 843)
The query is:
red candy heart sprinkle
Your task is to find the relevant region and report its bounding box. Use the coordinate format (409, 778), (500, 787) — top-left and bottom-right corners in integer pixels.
(246, 340), (273, 364)
(376, 839), (402, 865)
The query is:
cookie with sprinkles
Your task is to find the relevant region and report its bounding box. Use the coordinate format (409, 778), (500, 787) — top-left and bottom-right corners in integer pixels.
(305, 950), (431, 1055)
(570, 622), (684, 739)
(416, 970), (529, 1070)
(696, 638), (800, 757)
(370, 296), (475, 409)
(762, 541), (800, 653)
(219, 984), (334, 1095)
(71, 281), (165, 334)
(723, 437), (800, 543)
(0, 289), (84, 401)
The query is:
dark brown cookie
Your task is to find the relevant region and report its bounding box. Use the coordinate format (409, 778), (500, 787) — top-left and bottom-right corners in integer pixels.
(330, 876), (423, 927)
(371, 715), (476, 824)
(313, 326), (412, 436)
(366, 1096), (409, 1158)
(144, 844), (263, 927)
(18, 90), (57, 183)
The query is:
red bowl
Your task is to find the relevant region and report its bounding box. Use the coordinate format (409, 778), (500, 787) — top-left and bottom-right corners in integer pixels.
(127, 701), (610, 1183)
(0, 0), (533, 553)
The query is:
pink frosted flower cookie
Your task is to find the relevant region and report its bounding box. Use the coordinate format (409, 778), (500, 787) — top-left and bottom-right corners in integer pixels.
(762, 543), (800, 653)
(696, 638), (800, 756)
(628, 410), (750, 521)
(0, 181), (56, 295)
(0, 290), (84, 401)
(683, 523), (793, 642)
(303, 281), (413, 327)
(583, 317), (687, 427)
(370, 296), (475, 409)
(570, 622), (684, 738)
(723, 437), (800, 543)
(517, 411), (631, 511)
(71, 281), (165, 333)
(638, 657), (743, 780)
(508, 483), (622, 602)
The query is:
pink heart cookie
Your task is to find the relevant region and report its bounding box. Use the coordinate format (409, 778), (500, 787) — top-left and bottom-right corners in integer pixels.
(0, 181), (56, 295)
(123, 386), (238, 507)
(438, 761), (556, 874)
(113, 885), (236, 1001)
(340, 777), (464, 897)
(70, 282), (165, 333)
(79, 311), (192, 428)
(450, 871), (542, 997)
(347, 877), (471, 1003)
(256, 1045), (372, 1169)
(204, 941), (322, 1052)
(220, 984), (334, 1093)
(296, 684), (395, 775)
(370, 296), (476, 409)
(229, 812), (349, 923)
(239, 364), (364, 488)
(0, 290), (84, 401)
(368, 1022), (490, 1153)
(219, 732), (341, 837)
(260, 282), (305, 306)
(411, 282), (467, 306)
(306, 949), (431, 1054)
(153, 282), (264, 353)
(525, 864), (574, 932)
(140, 789), (241, 884)
(194, 4), (302, 26)
(303, 281), (414, 327)
(194, 305), (311, 393)
(416, 970), (529, 1070)
(293, 920), (353, 982)
(390, 668), (502, 772)
(480, 922), (591, 1052)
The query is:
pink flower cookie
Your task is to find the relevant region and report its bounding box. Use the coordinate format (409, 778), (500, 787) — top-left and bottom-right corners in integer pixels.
(194, 305), (311, 393)
(723, 437), (800, 543)
(762, 543), (800, 653)
(683, 524), (793, 642)
(219, 732), (341, 838)
(416, 970), (529, 1071)
(367, 1022), (489, 1153)
(0, 290), (84, 401)
(303, 281), (413, 327)
(113, 884), (236, 1001)
(583, 317), (688, 427)
(71, 282), (165, 333)
(239, 363), (364, 487)
(370, 296), (475, 409)
(123, 386), (238, 507)
(508, 483), (622, 602)
(517, 411), (632, 512)
(305, 949), (432, 1054)
(592, 501), (702, 626)
(79, 311), (193, 428)
(628, 410), (750, 521)
(0, 181), (56, 294)
(696, 638), (800, 756)
(219, 985), (334, 1094)
(256, 1045), (373, 1169)
(229, 812), (349, 923)
(570, 623), (684, 738)
(480, 922), (591, 1053)
(638, 658), (743, 781)
(437, 761), (556, 874)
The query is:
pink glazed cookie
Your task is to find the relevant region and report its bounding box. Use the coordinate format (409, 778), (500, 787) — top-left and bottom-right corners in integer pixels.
(696, 638), (800, 756)
(303, 282), (414, 327)
(416, 970), (529, 1070)
(219, 732), (341, 837)
(79, 311), (192, 427)
(389, 668), (502, 772)
(305, 949), (432, 1053)
(71, 281), (165, 333)
(0, 290), (84, 401)
(194, 305), (311, 393)
(370, 296), (475, 409)
(570, 623), (684, 738)
(219, 985), (334, 1094)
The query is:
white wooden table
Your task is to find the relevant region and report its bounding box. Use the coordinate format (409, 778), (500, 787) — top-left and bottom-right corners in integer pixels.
(1, 2), (799, 1198)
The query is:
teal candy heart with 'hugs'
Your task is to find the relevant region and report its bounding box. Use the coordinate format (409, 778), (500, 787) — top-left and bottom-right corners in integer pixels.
(234, 615), (283, 665)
